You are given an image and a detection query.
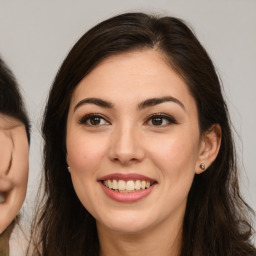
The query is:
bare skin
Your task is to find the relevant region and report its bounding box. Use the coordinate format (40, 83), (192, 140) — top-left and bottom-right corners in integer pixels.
(97, 209), (183, 256)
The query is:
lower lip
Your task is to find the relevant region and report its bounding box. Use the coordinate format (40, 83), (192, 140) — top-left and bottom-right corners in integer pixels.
(99, 182), (155, 203)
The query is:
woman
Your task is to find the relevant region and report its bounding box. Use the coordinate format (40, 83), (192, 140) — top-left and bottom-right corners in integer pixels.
(0, 57), (30, 255)
(30, 13), (256, 256)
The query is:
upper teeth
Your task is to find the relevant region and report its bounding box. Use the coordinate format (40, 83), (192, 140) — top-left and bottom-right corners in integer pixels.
(103, 180), (152, 192)
(0, 192), (5, 203)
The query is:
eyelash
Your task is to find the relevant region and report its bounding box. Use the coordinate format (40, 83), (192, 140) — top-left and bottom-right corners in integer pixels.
(79, 113), (110, 126)
(145, 113), (178, 126)
(78, 113), (178, 127)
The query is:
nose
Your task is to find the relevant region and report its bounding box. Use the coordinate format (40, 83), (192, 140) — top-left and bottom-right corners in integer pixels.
(109, 124), (145, 165)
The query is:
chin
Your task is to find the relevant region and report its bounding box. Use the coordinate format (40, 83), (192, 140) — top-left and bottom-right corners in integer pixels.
(96, 210), (155, 234)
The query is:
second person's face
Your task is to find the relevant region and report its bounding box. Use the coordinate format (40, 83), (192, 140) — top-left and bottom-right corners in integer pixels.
(66, 50), (204, 235)
(0, 115), (29, 234)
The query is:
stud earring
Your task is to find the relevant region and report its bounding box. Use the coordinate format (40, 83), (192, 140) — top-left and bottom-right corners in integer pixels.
(67, 166), (70, 172)
(199, 163), (206, 170)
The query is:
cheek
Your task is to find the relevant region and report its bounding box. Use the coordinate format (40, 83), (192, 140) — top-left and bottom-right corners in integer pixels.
(14, 152), (29, 187)
(66, 133), (109, 215)
(149, 135), (199, 212)
(10, 137), (29, 202)
(147, 131), (200, 182)
(66, 132), (108, 176)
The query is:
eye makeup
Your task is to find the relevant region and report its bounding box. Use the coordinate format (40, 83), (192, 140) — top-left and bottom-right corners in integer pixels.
(144, 113), (178, 126)
(78, 113), (110, 126)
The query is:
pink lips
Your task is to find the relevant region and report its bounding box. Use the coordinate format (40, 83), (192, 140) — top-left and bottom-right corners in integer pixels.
(98, 173), (157, 203)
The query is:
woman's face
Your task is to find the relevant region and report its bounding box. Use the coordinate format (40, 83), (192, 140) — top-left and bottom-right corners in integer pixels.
(0, 114), (29, 234)
(66, 50), (208, 234)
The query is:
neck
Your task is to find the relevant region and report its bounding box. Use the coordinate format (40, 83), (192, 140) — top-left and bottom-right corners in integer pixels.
(97, 214), (183, 256)
(0, 223), (14, 256)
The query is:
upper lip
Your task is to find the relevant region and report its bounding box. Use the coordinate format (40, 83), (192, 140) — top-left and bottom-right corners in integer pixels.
(98, 173), (157, 182)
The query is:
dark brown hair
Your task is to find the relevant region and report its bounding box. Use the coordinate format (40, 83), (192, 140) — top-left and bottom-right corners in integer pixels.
(30, 13), (255, 256)
(0, 57), (30, 142)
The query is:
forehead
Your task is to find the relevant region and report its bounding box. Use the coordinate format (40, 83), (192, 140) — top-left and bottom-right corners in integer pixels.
(70, 50), (195, 110)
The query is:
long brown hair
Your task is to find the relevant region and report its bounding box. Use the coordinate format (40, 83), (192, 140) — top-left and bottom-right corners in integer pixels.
(29, 13), (255, 256)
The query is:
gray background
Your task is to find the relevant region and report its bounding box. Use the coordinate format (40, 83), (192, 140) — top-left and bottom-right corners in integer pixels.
(1, 0), (255, 234)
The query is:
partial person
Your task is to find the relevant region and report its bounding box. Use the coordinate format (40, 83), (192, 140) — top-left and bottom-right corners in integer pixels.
(29, 13), (256, 256)
(0, 57), (30, 256)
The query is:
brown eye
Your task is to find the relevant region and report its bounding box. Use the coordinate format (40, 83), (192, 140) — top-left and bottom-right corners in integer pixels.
(89, 117), (101, 125)
(151, 117), (164, 126)
(146, 114), (178, 127)
(79, 114), (110, 126)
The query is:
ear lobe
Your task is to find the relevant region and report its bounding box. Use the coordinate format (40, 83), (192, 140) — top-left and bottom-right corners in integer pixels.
(195, 124), (222, 174)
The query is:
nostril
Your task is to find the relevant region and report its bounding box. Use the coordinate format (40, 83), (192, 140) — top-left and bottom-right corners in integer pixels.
(112, 156), (140, 165)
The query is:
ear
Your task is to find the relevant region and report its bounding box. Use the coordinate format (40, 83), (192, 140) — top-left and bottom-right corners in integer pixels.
(195, 124), (222, 174)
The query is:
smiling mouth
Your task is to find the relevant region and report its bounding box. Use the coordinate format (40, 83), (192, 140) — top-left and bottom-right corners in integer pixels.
(101, 179), (156, 193)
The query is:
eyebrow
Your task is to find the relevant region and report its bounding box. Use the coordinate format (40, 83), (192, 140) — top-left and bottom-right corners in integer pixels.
(74, 98), (113, 112)
(74, 96), (185, 112)
(138, 96), (185, 111)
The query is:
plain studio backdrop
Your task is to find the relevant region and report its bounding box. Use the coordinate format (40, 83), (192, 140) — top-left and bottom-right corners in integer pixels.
(1, 0), (255, 243)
